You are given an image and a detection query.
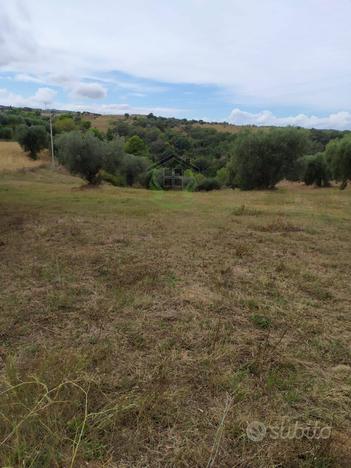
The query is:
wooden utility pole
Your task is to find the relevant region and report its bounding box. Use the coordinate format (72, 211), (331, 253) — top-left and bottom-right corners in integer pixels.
(49, 112), (55, 167)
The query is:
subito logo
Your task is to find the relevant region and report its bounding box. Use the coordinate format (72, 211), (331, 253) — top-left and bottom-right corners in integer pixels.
(246, 421), (267, 442)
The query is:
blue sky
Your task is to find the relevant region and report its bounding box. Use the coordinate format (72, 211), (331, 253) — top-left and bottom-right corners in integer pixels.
(0, 71), (236, 121)
(1, 0), (351, 129)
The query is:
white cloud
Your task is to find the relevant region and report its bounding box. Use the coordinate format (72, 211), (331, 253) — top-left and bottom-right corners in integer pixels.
(0, 86), (181, 116)
(228, 108), (351, 130)
(13, 72), (110, 100)
(0, 1), (37, 67)
(32, 87), (56, 106)
(0, 86), (56, 107)
(70, 82), (107, 99)
(14, 73), (45, 84)
(0, 0), (350, 111)
(65, 102), (183, 117)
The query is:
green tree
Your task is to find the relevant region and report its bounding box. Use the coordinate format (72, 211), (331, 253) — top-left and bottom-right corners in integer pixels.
(56, 131), (104, 184)
(54, 116), (76, 133)
(89, 127), (104, 140)
(325, 134), (351, 189)
(106, 128), (114, 141)
(0, 127), (13, 140)
(216, 166), (229, 186)
(172, 135), (192, 154)
(80, 120), (92, 130)
(303, 153), (331, 187)
(228, 128), (308, 190)
(120, 154), (149, 186)
(114, 121), (130, 137)
(16, 125), (48, 159)
(102, 137), (126, 174)
(196, 178), (222, 191)
(124, 135), (149, 157)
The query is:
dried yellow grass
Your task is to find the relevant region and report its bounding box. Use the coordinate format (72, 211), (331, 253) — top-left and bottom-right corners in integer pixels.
(0, 141), (49, 172)
(84, 114), (245, 134)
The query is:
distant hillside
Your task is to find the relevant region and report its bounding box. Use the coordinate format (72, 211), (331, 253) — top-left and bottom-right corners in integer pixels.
(2, 104), (349, 192)
(82, 113), (247, 134)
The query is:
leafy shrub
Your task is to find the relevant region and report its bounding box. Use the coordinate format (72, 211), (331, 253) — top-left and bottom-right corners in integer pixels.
(120, 154), (149, 186)
(250, 314), (271, 329)
(216, 166), (229, 186)
(54, 116), (76, 133)
(196, 177), (222, 191)
(100, 170), (126, 187)
(145, 168), (164, 190)
(124, 135), (148, 157)
(89, 127), (104, 140)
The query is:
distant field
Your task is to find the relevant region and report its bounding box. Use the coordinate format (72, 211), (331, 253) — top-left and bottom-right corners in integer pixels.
(195, 122), (244, 133)
(0, 141), (49, 172)
(1, 169), (351, 466)
(85, 114), (124, 132)
(85, 113), (246, 134)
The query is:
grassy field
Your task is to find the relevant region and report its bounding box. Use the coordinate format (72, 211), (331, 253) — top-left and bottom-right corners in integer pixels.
(0, 141), (49, 172)
(1, 165), (351, 466)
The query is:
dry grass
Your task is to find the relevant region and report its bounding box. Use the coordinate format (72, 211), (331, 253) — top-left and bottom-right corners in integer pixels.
(0, 141), (49, 173)
(83, 114), (247, 135)
(0, 169), (351, 466)
(84, 115), (125, 132)
(194, 123), (245, 134)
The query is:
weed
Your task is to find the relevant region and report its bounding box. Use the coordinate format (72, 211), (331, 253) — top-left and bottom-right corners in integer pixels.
(250, 314), (272, 329)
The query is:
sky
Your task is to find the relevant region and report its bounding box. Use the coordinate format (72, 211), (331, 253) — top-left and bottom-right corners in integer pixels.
(1, 0), (351, 129)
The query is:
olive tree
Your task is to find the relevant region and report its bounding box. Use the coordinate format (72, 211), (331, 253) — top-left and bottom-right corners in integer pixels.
(303, 153), (331, 187)
(228, 128), (308, 190)
(325, 134), (351, 189)
(17, 125), (48, 159)
(55, 131), (104, 184)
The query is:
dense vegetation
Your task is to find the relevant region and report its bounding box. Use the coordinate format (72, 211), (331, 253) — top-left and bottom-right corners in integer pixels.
(1, 106), (351, 189)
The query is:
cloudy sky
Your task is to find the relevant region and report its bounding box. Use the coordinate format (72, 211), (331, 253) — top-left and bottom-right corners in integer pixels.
(1, 0), (351, 129)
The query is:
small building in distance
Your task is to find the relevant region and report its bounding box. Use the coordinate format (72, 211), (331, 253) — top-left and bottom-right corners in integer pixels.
(147, 154), (200, 190)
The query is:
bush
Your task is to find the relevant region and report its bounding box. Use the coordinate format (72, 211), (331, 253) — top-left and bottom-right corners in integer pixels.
(80, 120), (91, 130)
(89, 127), (104, 140)
(124, 135), (148, 157)
(120, 154), (150, 186)
(54, 116), (76, 133)
(100, 170), (126, 187)
(303, 153), (331, 187)
(325, 134), (351, 189)
(144, 168), (163, 190)
(228, 128), (308, 190)
(16, 125), (48, 159)
(196, 177), (222, 191)
(216, 166), (229, 186)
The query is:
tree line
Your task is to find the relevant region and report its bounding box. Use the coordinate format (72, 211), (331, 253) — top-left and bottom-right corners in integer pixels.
(1, 108), (351, 190)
